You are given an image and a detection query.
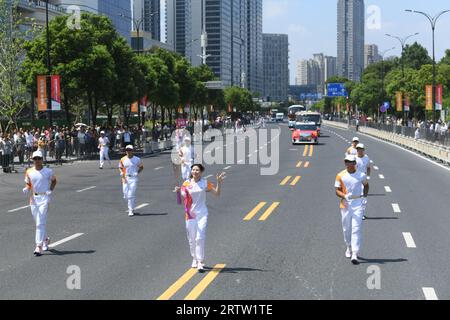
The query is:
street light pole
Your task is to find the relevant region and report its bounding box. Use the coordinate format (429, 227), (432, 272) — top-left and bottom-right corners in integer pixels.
(406, 9), (450, 124)
(45, 0), (52, 127)
(380, 47), (396, 123)
(385, 33), (419, 124)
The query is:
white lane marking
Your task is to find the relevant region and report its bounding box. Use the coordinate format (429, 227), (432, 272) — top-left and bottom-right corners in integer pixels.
(76, 186), (96, 193)
(379, 174), (385, 179)
(48, 233), (84, 248)
(224, 166), (231, 170)
(392, 204), (401, 213)
(205, 175), (213, 179)
(8, 205), (30, 213)
(422, 288), (438, 300)
(135, 203), (149, 210)
(238, 159), (244, 163)
(327, 125), (450, 172)
(374, 166), (379, 170)
(260, 146), (264, 150)
(154, 167), (164, 171)
(402, 232), (417, 248)
(289, 148), (297, 151)
(384, 186), (392, 193)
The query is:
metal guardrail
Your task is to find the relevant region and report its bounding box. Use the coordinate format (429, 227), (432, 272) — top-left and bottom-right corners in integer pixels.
(323, 120), (450, 165)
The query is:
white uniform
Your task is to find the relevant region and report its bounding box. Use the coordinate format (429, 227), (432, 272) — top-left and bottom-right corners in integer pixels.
(119, 155), (143, 214)
(98, 136), (111, 168)
(335, 170), (368, 255)
(24, 167), (55, 247)
(180, 145), (193, 181)
(181, 179), (215, 263)
(356, 154), (370, 176)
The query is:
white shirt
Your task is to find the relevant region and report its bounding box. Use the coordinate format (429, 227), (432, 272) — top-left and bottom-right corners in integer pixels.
(180, 145), (192, 165)
(123, 131), (131, 143)
(335, 170), (368, 208)
(24, 167), (55, 194)
(119, 156), (142, 178)
(181, 179), (215, 218)
(356, 154), (371, 175)
(25, 133), (34, 147)
(98, 137), (110, 150)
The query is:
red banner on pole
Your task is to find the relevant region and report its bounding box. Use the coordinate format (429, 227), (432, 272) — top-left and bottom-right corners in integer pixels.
(436, 84), (443, 111)
(37, 75), (47, 111)
(404, 95), (410, 112)
(51, 75), (61, 111)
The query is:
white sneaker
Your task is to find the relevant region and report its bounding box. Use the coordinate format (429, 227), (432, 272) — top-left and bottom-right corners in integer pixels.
(345, 247), (352, 259)
(351, 253), (359, 265)
(128, 211), (134, 217)
(191, 259), (198, 268)
(197, 261), (205, 272)
(43, 237), (50, 251)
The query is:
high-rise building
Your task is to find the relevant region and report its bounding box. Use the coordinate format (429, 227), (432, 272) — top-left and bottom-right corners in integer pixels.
(364, 44), (381, 68)
(246, 0), (263, 95)
(133, 0), (160, 41)
(46, 0), (132, 42)
(166, 0), (252, 88)
(296, 54), (336, 94)
(337, 0), (365, 81)
(263, 33), (289, 102)
(324, 55), (337, 82)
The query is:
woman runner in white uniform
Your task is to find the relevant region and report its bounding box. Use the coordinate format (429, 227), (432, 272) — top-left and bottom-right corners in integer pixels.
(175, 164), (226, 272)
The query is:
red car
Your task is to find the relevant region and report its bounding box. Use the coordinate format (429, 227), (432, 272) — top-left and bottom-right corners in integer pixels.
(292, 122), (319, 145)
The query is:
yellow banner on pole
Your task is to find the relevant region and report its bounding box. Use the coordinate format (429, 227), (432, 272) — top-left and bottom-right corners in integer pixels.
(396, 92), (403, 112)
(426, 85), (433, 111)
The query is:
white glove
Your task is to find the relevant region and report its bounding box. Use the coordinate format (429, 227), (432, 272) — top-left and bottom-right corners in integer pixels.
(362, 197), (368, 206)
(367, 176), (371, 181)
(46, 190), (52, 196)
(345, 194), (352, 201)
(23, 187), (30, 195)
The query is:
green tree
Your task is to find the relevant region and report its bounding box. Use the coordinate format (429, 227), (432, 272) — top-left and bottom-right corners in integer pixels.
(0, 0), (37, 131)
(402, 42), (433, 70)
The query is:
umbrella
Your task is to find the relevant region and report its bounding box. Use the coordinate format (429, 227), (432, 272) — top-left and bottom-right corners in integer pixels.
(74, 123), (87, 127)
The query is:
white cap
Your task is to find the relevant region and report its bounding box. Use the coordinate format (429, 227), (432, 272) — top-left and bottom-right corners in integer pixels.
(32, 150), (43, 159)
(184, 136), (191, 141)
(352, 137), (359, 142)
(100, 131), (105, 134)
(125, 145), (134, 150)
(345, 154), (357, 162)
(356, 143), (365, 149)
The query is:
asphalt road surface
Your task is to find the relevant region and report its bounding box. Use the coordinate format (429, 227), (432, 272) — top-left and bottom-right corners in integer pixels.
(0, 123), (449, 300)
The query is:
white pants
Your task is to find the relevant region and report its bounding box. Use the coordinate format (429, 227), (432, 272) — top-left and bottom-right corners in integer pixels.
(181, 163), (192, 181)
(340, 200), (364, 254)
(186, 214), (208, 262)
(123, 177), (138, 212)
(30, 195), (50, 246)
(99, 147), (110, 167)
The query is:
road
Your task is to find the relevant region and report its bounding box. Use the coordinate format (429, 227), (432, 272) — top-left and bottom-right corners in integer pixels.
(0, 123), (449, 300)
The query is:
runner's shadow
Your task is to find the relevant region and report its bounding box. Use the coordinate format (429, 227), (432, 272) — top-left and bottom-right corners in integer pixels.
(203, 266), (267, 273)
(364, 217), (399, 220)
(134, 213), (169, 217)
(47, 249), (96, 256)
(357, 257), (407, 264)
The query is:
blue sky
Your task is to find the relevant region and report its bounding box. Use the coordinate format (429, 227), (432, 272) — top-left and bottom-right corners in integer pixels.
(263, 0), (450, 84)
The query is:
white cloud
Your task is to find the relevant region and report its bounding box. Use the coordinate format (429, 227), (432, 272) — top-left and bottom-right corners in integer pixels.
(263, 0), (289, 19)
(288, 24), (308, 35)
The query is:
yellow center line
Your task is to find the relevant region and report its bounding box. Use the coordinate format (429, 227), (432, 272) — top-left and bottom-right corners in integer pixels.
(184, 264), (227, 300)
(280, 176), (292, 186)
(156, 268), (198, 300)
(243, 202), (267, 221)
(309, 144), (314, 157)
(296, 161), (303, 168)
(290, 176), (302, 186)
(304, 161), (310, 168)
(302, 145), (309, 157)
(259, 202), (280, 221)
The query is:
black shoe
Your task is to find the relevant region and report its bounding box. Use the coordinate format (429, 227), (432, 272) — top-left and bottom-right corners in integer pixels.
(33, 251), (42, 257)
(99, 167), (103, 169)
